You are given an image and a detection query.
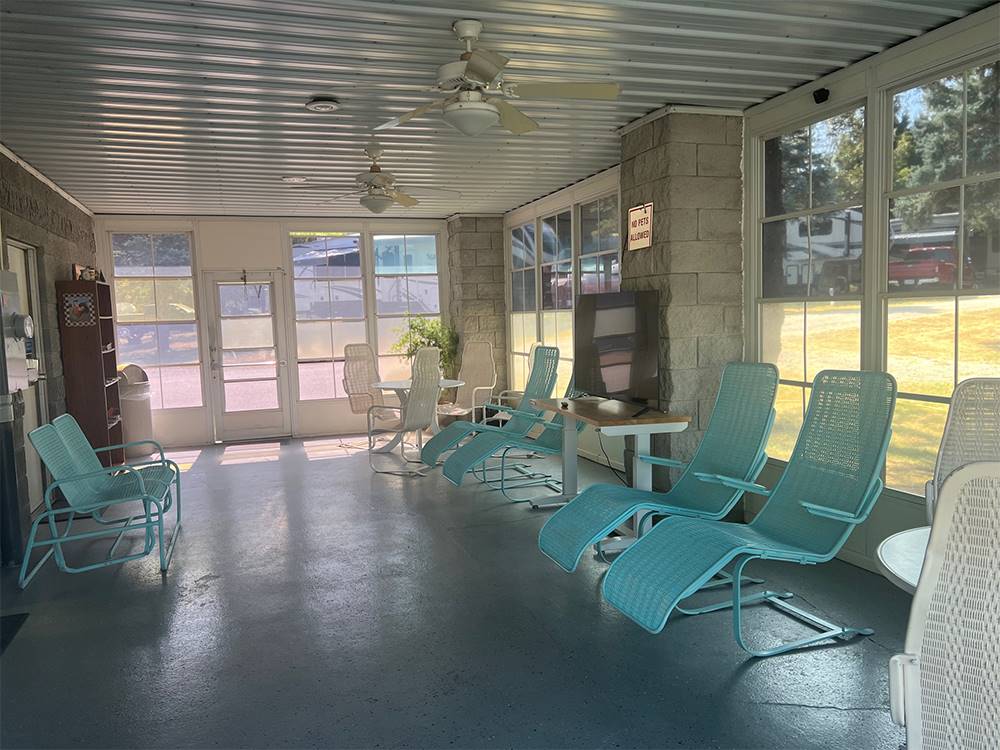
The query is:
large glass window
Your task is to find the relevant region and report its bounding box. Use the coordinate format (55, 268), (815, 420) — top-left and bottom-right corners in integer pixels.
(759, 106), (866, 459)
(509, 222), (537, 390)
(540, 210), (575, 394)
(373, 234), (440, 380)
(290, 232), (367, 401)
(508, 191), (620, 391)
(112, 232), (202, 409)
(579, 194), (621, 294)
(885, 60), (1000, 494)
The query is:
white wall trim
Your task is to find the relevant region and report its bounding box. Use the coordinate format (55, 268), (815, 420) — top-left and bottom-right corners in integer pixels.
(0, 143), (94, 216)
(618, 104), (745, 136)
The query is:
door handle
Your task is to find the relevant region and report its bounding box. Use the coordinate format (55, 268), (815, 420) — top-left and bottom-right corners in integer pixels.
(278, 360), (287, 367)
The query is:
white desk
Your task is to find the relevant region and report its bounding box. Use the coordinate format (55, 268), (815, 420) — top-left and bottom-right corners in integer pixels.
(373, 378), (464, 451)
(529, 397), (691, 514)
(877, 526), (930, 594)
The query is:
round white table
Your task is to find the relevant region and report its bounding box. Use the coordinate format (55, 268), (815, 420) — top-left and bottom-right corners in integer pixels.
(876, 526), (931, 594)
(372, 378), (464, 451)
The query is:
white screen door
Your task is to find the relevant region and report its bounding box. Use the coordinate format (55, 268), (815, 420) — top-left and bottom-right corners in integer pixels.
(205, 271), (291, 440)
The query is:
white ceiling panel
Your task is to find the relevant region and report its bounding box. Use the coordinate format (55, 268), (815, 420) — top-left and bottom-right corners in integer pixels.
(0, 0), (989, 216)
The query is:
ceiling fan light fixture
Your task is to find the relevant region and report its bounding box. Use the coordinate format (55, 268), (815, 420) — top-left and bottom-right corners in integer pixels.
(360, 193), (394, 214)
(305, 96), (340, 113)
(442, 98), (499, 136)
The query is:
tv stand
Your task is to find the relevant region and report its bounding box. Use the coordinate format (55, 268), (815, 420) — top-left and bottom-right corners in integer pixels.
(528, 397), (691, 511)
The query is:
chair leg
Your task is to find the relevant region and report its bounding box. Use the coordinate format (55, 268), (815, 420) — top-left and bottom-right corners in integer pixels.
(728, 556), (873, 657)
(369, 430), (426, 477)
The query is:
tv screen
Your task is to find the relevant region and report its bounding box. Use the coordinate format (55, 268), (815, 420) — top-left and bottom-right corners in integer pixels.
(573, 291), (659, 407)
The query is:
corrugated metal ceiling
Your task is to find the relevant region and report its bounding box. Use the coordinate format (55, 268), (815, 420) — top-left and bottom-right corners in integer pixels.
(0, 0), (989, 217)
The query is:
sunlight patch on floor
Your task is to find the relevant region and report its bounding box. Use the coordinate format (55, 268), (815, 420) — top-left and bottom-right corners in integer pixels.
(220, 442), (282, 465)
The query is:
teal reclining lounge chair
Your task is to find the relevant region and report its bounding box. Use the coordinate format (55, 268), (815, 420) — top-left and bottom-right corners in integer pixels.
(601, 370), (896, 657)
(420, 345), (560, 468)
(442, 385), (586, 499)
(19, 414), (181, 589)
(538, 362), (778, 572)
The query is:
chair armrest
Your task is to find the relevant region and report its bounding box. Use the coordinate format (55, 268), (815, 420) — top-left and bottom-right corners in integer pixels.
(95, 439), (166, 462)
(638, 455), (686, 469)
(693, 472), (771, 496)
(44, 465), (149, 505)
(800, 501), (868, 524)
(486, 403), (545, 422)
(471, 385), (495, 407)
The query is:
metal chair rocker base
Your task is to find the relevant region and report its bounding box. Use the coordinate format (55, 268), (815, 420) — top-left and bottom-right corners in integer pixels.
(674, 556), (873, 658)
(471, 450), (562, 503)
(19, 490), (181, 589)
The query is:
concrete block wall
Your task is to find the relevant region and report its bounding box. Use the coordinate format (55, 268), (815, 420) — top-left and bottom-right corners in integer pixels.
(1, 150), (97, 562)
(619, 113), (744, 489)
(446, 215), (507, 391)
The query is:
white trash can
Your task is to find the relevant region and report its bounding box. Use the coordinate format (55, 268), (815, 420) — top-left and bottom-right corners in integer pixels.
(119, 364), (155, 459)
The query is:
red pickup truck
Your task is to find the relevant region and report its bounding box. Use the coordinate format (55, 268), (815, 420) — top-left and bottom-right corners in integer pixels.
(888, 246), (974, 289)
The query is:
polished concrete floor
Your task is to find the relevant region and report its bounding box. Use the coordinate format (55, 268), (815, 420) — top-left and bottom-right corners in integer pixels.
(1, 438), (911, 749)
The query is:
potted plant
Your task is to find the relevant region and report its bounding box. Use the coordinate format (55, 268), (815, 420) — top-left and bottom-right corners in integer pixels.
(390, 317), (460, 378)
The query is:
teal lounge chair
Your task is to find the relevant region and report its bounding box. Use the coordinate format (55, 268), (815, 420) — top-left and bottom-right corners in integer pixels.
(18, 414), (181, 589)
(601, 370), (896, 657)
(442, 385), (586, 499)
(538, 362), (778, 572)
(420, 345), (560, 467)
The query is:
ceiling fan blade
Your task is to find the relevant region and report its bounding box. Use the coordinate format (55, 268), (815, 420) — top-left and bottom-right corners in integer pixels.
(465, 48), (508, 85)
(402, 186), (462, 199)
(491, 99), (540, 135)
(390, 190), (419, 207)
(511, 81), (621, 100)
(325, 190), (367, 203)
(288, 183), (355, 190)
(374, 99), (447, 131)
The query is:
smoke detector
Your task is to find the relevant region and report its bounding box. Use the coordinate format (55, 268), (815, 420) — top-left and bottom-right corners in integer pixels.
(305, 96), (340, 113)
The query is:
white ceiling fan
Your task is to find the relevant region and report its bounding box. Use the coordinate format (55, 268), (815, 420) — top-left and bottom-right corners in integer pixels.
(285, 141), (461, 213)
(374, 19), (622, 136)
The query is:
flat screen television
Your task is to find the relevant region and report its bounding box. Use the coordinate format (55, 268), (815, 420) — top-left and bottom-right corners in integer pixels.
(573, 290), (659, 408)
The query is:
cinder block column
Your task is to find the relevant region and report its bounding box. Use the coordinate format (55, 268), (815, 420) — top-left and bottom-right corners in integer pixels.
(445, 215), (508, 390)
(619, 113), (744, 489)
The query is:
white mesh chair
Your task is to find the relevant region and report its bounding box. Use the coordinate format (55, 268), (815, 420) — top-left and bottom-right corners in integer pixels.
(342, 343), (395, 447)
(889, 461), (1000, 750)
(437, 341), (497, 423)
(368, 347), (441, 476)
(925, 378), (1000, 523)
(485, 342), (540, 426)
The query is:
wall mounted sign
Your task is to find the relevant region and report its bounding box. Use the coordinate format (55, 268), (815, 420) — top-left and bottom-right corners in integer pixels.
(627, 203), (653, 250)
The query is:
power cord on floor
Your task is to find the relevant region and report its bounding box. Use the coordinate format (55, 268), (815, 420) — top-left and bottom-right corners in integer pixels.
(598, 431), (629, 486)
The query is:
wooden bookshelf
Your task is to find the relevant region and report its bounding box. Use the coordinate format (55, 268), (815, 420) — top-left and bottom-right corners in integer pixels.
(56, 279), (124, 467)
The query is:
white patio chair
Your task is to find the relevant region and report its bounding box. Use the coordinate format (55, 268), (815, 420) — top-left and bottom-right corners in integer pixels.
(925, 378), (1000, 523)
(342, 343), (395, 448)
(889, 461), (1000, 750)
(484, 342), (540, 427)
(368, 347), (441, 476)
(437, 340), (497, 424)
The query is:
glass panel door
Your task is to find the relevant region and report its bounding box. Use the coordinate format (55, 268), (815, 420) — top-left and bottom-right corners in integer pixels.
(206, 271), (291, 440)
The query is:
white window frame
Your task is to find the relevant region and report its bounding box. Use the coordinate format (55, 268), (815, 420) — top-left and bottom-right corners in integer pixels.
(106, 226), (205, 412)
(282, 219), (447, 400)
(744, 7), (1000, 500)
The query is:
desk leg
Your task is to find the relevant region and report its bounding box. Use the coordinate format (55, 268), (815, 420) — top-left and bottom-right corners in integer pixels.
(529, 416), (578, 509)
(594, 432), (651, 556)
